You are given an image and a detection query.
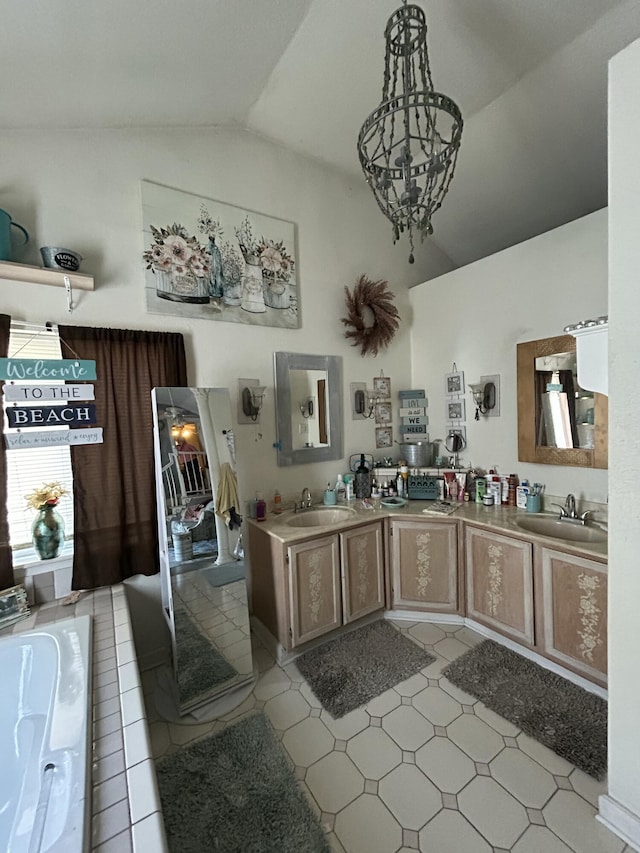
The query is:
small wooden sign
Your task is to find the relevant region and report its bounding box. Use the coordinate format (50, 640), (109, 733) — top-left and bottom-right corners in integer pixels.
(5, 427), (103, 449)
(7, 404), (97, 429)
(399, 397), (426, 409)
(0, 358), (97, 381)
(401, 415), (429, 426)
(399, 406), (426, 417)
(400, 423), (428, 436)
(3, 383), (95, 402)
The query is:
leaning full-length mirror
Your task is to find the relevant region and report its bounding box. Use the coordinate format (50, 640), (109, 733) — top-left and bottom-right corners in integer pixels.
(152, 387), (254, 717)
(274, 352), (343, 466)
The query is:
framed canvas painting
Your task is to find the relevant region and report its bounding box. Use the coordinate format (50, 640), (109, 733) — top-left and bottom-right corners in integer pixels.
(141, 180), (299, 328)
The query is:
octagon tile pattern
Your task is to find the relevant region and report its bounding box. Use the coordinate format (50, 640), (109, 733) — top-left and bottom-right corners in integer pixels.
(147, 619), (625, 853)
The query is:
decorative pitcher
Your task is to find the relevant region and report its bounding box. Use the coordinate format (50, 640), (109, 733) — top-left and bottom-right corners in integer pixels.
(0, 209), (29, 262)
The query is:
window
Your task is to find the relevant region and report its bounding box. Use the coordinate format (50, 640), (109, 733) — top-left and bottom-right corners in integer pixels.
(4, 326), (74, 549)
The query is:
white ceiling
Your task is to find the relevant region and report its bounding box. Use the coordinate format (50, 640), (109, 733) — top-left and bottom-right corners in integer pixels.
(3, 0), (640, 277)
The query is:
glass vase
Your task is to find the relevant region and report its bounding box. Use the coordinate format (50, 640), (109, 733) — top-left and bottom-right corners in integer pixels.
(208, 238), (225, 298)
(32, 503), (65, 560)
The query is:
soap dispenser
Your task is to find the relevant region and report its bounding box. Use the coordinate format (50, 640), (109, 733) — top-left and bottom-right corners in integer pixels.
(354, 454), (372, 499)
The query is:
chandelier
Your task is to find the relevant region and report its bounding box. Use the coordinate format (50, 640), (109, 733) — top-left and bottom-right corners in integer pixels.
(357, 1), (463, 263)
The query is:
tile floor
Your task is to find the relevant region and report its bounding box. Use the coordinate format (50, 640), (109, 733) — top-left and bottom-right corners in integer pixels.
(144, 619), (630, 853)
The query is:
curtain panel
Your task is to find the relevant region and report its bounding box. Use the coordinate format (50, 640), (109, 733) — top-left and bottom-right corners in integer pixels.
(58, 325), (187, 590)
(0, 314), (14, 589)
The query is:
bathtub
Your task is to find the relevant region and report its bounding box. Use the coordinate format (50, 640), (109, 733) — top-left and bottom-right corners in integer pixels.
(0, 615), (92, 853)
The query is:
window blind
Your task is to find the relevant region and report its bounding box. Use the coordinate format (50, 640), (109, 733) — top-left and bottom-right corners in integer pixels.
(5, 327), (75, 549)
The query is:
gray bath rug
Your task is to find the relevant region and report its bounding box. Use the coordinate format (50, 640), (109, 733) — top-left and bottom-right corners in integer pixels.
(156, 712), (330, 853)
(296, 619), (435, 719)
(173, 608), (237, 705)
(442, 639), (607, 779)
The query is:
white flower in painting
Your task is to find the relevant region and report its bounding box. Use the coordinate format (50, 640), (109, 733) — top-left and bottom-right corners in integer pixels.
(164, 234), (191, 262)
(260, 246), (283, 273)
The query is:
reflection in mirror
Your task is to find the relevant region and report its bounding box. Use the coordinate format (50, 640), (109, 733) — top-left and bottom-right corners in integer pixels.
(151, 387), (254, 720)
(274, 352), (343, 466)
(517, 335), (607, 468)
(534, 351), (595, 450)
(290, 368), (329, 450)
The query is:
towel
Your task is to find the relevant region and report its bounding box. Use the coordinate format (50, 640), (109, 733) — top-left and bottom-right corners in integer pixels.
(215, 463), (240, 527)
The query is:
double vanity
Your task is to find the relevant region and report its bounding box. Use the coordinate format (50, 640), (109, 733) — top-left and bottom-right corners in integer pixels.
(246, 500), (608, 689)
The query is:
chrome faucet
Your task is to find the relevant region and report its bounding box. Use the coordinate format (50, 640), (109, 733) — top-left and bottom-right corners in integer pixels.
(295, 487), (312, 512)
(552, 493), (593, 525)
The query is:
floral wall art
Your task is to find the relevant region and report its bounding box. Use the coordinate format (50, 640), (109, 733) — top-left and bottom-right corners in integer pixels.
(141, 180), (299, 328)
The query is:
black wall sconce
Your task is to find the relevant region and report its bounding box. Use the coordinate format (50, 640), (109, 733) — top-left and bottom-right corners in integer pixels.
(241, 385), (266, 422)
(469, 380), (496, 420)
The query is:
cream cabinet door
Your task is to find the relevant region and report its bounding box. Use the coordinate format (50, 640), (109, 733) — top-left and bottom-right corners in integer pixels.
(389, 519), (458, 612)
(539, 548), (607, 683)
(288, 535), (341, 647)
(340, 522), (385, 624)
(466, 526), (534, 645)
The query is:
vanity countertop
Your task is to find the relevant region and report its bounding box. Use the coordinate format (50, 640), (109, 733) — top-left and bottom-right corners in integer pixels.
(247, 499), (608, 560)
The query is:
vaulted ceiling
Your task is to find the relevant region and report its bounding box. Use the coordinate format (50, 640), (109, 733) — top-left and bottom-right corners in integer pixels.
(3, 0), (640, 279)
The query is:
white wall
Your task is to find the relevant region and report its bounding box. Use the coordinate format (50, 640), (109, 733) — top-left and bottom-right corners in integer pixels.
(604, 35), (640, 841)
(409, 210), (609, 504)
(0, 126), (441, 505)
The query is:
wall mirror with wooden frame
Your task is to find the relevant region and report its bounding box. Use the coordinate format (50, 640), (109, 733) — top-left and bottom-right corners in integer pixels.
(517, 334), (608, 468)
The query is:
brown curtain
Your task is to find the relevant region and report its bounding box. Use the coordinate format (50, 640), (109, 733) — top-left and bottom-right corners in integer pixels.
(0, 314), (14, 589)
(58, 325), (187, 590)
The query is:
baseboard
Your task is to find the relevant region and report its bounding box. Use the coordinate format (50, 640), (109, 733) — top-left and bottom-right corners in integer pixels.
(385, 609), (464, 626)
(138, 647), (170, 672)
(598, 795), (640, 851)
(464, 618), (608, 700)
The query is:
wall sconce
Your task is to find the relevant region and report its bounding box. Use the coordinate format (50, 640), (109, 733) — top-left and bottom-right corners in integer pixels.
(299, 398), (314, 419)
(242, 385), (266, 422)
(354, 388), (379, 419)
(469, 380), (496, 420)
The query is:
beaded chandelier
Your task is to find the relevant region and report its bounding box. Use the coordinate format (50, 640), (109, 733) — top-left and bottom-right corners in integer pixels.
(357, 1), (463, 263)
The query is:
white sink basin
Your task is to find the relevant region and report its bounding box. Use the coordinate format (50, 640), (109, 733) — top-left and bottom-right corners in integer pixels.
(285, 507), (357, 528)
(515, 515), (607, 544)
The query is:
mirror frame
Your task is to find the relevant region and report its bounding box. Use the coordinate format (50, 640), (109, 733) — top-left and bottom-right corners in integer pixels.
(274, 351), (343, 466)
(517, 334), (608, 468)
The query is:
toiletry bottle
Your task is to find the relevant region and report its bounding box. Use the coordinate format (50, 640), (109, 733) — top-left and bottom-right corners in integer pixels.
(255, 492), (266, 522)
(507, 475), (518, 507)
(335, 474), (346, 504)
(516, 480), (529, 509)
(344, 475), (354, 501)
(475, 477), (486, 504)
(273, 490), (282, 514)
(248, 496), (258, 519)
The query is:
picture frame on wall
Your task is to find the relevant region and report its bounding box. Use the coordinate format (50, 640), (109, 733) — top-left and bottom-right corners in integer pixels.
(445, 370), (465, 396)
(373, 376), (391, 398)
(447, 399), (466, 421)
(374, 401), (392, 424)
(375, 426), (393, 448)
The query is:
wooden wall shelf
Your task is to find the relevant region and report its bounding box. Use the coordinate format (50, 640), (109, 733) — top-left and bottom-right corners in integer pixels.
(0, 260), (94, 291)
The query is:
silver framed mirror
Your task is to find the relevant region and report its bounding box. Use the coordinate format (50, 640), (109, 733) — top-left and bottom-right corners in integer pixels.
(274, 352), (343, 466)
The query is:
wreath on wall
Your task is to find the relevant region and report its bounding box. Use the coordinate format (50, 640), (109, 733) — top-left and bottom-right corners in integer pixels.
(341, 275), (401, 357)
